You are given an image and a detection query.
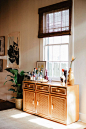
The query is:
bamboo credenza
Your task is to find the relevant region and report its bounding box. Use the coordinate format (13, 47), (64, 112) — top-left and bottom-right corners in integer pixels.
(23, 81), (79, 125)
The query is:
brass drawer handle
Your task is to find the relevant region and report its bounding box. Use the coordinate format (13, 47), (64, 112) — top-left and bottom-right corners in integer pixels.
(52, 105), (54, 109)
(27, 85), (30, 87)
(32, 100), (34, 105)
(56, 89), (60, 92)
(37, 101), (39, 105)
(40, 86), (44, 90)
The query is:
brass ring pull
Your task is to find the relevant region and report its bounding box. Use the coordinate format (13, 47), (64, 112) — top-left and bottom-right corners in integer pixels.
(32, 100), (34, 105)
(52, 105), (54, 109)
(56, 89), (60, 92)
(37, 101), (39, 105)
(40, 86), (44, 89)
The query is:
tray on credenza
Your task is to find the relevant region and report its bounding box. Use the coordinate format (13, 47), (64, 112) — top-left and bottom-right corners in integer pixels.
(38, 79), (48, 83)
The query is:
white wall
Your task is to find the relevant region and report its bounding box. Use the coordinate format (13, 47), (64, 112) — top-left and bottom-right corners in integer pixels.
(0, 0), (86, 123)
(74, 0), (86, 123)
(0, 0), (65, 100)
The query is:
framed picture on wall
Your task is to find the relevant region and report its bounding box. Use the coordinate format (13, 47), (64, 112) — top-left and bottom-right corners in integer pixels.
(7, 32), (20, 68)
(0, 36), (5, 56)
(0, 59), (3, 72)
(36, 61), (46, 77)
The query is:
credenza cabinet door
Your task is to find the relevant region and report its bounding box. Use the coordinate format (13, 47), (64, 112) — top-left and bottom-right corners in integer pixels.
(51, 96), (66, 123)
(36, 92), (49, 118)
(24, 90), (35, 113)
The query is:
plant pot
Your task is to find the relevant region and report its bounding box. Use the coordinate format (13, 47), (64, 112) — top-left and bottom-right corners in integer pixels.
(15, 99), (23, 110)
(67, 68), (74, 85)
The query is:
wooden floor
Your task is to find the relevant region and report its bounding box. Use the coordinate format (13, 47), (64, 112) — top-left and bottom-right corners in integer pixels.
(0, 99), (15, 111)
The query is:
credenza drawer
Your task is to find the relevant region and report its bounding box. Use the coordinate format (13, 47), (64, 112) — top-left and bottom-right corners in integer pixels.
(51, 86), (66, 95)
(26, 83), (35, 91)
(36, 84), (49, 92)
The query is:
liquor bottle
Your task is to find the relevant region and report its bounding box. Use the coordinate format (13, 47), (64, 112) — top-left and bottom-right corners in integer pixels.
(33, 71), (36, 81)
(61, 69), (65, 86)
(28, 71), (31, 80)
(44, 69), (48, 80)
(40, 70), (42, 80)
(64, 70), (67, 83)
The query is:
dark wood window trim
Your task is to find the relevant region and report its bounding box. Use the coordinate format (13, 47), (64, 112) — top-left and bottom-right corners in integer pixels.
(38, 0), (72, 38)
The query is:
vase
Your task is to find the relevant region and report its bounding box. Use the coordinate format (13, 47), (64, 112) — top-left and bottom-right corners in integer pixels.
(67, 68), (74, 85)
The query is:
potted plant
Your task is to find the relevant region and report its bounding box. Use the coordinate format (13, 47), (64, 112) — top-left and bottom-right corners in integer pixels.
(4, 68), (25, 110)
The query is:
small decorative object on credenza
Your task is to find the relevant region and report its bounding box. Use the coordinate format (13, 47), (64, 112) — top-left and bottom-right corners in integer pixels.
(60, 69), (66, 86)
(44, 69), (48, 80)
(64, 69), (67, 83)
(36, 61), (46, 78)
(25, 67), (48, 82)
(67, 56), (76, 85)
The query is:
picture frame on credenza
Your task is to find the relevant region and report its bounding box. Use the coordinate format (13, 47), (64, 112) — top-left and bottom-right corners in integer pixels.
(36, 61), (46, 77)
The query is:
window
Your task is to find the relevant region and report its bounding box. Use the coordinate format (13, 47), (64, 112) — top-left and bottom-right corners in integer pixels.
(43, 35), (69, 80)
(38, 0), (72, 80)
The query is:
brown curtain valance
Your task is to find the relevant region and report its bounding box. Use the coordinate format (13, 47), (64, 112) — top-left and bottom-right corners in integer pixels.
(38, 0), (72, 38)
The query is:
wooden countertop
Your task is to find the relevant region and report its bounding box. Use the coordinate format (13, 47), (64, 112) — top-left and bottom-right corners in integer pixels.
(23, 80), (78, 87)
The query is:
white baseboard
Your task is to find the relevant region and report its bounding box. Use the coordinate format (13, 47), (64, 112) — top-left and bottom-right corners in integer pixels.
(79, 113), (86, 123)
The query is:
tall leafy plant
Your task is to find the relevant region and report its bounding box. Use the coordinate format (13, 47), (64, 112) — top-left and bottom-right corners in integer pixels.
(4, 68), (25, 99)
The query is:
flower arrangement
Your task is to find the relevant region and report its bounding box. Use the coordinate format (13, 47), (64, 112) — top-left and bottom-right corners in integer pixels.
(70, 56), (76, 68)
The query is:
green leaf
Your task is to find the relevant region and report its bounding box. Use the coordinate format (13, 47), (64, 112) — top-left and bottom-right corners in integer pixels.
(14, 74), (18, 84)
(8, 88), (17, 92)
(11, 97), (15, 99)
(6, 68), (18, 75)
(4, 79), (14, 85)
(20, 71), (25, 76)
(17, 84), (21, 86)
(18, 93), (22, 95)
(4, 81), (8, 85)
(11, 84), (17, 87)
(10, 69), (18, 73)
(5, 68), (12, 73)
(6, 75), (14, 78)
(9, 79), (14, 82)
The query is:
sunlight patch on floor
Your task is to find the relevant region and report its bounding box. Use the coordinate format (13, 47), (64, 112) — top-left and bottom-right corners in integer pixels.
(29, 118), (67, 129)
(29, 117), (83, 129)
(67, 123), (82, 128)
(11, 112), (30, 118)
